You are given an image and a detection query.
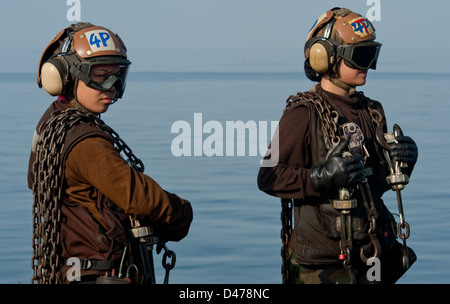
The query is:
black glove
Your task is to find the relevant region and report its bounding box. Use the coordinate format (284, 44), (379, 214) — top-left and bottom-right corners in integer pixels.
(388, 135), (418, 176)
(310, 139), (365, 193)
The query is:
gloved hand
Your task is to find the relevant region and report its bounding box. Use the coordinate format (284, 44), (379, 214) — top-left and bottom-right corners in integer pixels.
(310, 139), (365, 193)
(388, 135), (418, 176)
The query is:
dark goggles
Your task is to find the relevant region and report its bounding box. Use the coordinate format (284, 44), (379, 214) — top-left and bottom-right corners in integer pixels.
(336, 41), (382, 70)
(74, 57), (131, 100)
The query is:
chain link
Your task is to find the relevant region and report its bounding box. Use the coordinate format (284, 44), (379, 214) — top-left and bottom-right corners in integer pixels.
(32, 108), (144, 284)
(286, 92), (341, 150)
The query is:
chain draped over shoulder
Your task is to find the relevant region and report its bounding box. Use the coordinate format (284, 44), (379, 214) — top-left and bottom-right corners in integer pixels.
(284, 87), (389, 156)
(31, 108), (144, 284)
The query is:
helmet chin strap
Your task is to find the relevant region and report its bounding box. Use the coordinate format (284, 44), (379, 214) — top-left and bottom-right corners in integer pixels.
(328, 59), (356, 95)
(68, 80), (93, 114)
(70, 98), (91, 113)
(329, 76), (356, 96)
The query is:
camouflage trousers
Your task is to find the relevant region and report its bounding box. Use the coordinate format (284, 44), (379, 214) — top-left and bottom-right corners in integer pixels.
(287, 240), (416, 284)
(287, 254), (373, 284)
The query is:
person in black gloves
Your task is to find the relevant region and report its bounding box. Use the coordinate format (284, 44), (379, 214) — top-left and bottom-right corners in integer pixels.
(310, 139), (366, 193)
(257, 7), (418, 284)
(388, 135), (418, 177)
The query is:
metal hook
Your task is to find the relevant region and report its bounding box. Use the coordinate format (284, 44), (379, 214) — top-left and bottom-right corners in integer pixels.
(360, 216), (381, 263)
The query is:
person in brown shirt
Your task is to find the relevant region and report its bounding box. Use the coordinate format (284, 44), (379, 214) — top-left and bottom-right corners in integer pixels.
(258, 8), (418, 284)
(29, 22), (193, 283)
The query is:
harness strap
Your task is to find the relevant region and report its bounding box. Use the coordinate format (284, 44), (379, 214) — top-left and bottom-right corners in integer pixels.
(64, 258), (121, 270)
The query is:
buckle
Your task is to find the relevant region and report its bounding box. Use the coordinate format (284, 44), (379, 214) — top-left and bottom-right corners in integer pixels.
(79, 258), (93, 270)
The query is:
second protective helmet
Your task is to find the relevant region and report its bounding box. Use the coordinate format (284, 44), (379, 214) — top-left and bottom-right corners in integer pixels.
(38, 22), (131, 101)
(304, 7), (381, 75)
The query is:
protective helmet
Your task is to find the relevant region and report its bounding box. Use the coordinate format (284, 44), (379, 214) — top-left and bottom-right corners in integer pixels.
(37, 22), (131, 101)
(304, 7), (381, 76)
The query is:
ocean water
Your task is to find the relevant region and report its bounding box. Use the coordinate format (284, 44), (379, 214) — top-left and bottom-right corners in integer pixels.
(0, 70), (449, 284)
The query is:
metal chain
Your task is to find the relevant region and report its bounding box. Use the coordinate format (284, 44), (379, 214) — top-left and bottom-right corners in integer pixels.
(365, 100), (390, 151)
(162, 245), (176, 284)
(281, 92), (342, 283)
(369, 103), (413, 269)
(286, 92), (341, 151)
(397, 192), (411, 269)
(280, 198), (293, 284)
(32, 108), (144, 284)
(282, 92), (342, 283)
(283, 91), (391, 282)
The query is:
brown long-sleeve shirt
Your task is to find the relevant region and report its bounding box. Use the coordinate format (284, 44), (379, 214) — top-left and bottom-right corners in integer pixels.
(257, 89), (364, 200)
(64, 135), (192, 241)
(29, 100), (192, 242)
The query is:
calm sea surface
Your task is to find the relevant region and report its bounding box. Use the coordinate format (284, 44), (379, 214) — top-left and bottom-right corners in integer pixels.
(0, 70), (449, 284)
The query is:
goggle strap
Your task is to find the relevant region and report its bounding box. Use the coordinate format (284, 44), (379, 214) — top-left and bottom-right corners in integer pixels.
(63, 54), (91, 85)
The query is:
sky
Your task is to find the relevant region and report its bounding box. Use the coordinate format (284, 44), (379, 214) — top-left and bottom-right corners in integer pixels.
(0, 0), (449, 73)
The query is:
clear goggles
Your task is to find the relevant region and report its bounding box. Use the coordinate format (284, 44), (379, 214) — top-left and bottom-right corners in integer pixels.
(336, 41), (382, 70)
(75, 57), (131, 99)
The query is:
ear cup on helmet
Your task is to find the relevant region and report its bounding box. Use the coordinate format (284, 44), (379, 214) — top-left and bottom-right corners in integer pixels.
(308, 40), (334, 74)
(40, 57), (68, 96)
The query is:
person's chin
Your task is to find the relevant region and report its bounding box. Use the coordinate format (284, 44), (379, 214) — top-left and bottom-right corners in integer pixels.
(355, 75), (367, 86)
(100, 99), (113, 110)
(93, 104), (110, 114)
(100, 105), (110, 113)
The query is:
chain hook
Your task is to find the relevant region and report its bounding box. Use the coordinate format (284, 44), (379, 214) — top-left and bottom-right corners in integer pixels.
(360, 215), (381, 263)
